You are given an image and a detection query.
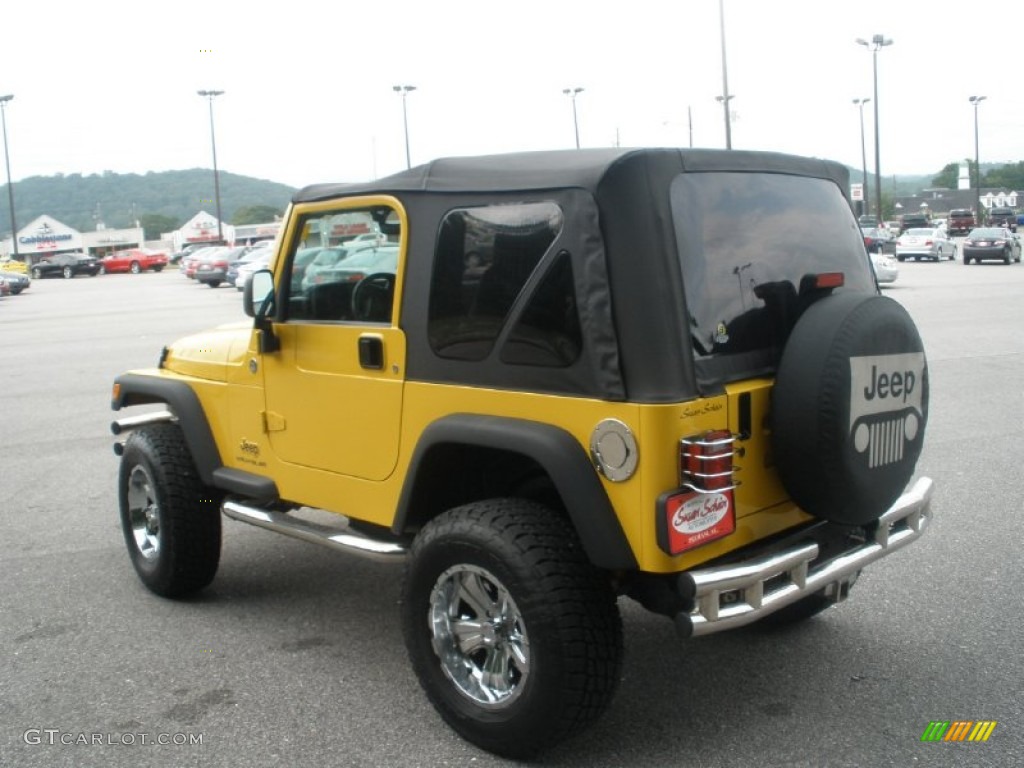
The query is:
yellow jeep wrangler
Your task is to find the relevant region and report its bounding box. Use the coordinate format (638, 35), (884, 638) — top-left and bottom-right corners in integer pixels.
(111, 148), (932, 758)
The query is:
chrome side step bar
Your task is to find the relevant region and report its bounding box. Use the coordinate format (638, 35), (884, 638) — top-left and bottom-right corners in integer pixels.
(674, 477), (933, 637)
(221, 500), (407, 563)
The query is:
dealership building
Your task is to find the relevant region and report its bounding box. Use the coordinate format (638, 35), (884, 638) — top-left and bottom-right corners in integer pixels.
(2, 210), (281, 262)
(1, 215), (144, 263)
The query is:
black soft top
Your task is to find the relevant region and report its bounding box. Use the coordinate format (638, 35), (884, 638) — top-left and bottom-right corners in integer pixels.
(294, 149), (854, 403)
(295, 148), (849, 201)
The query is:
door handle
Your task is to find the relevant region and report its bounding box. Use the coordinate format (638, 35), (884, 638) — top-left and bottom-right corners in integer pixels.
(358, 335), (384, 370)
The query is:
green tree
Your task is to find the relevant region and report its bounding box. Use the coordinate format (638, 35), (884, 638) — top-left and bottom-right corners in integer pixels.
(138, 213), (181, 241)
(931, 163), (960, 189)
(983, 162), (1024, 191)
(232, 204), (283, 225)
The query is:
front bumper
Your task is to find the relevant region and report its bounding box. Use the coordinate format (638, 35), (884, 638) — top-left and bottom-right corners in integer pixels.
(674, 477), (932, 637)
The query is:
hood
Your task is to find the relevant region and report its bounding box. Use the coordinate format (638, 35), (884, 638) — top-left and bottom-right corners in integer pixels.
(162, 320), (253, 382)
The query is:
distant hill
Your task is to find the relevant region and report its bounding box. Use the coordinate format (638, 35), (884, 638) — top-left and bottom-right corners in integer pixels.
(4, 169), (297, 236)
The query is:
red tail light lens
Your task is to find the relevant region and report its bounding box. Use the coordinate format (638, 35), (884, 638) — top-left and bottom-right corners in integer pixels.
(679, 430), (738, 492)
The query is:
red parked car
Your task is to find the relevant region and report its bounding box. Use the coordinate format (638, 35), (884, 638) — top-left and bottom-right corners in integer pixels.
(99, 248), (169, 275)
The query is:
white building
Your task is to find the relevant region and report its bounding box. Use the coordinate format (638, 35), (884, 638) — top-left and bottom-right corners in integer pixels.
(1, 215), (144, 263)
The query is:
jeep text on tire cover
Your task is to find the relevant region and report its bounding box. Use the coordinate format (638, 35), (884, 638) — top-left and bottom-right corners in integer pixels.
(111, 148), (933, 758)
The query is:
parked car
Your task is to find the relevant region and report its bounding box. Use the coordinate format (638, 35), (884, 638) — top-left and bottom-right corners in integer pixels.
(99, 248), (169, 275)
(233, 249), (273, 291)
(0, 257), (28, 275)
(180, 246), (226, 279)
(299, 246), (355, 291)
(869, 251), (898, 284)
(861, 226), (892, 253)
(0, 269), (31, 294)
(195, 246), (252, 288)
(895, 228), (956, 261)
(30, 252), (101, 279)
(962, 227), (1022, 264)
(857, 214), (878, 227)
(899, 213), (930, 233)
(226, 248), (275, 288)
(988, 207), (1017, 233)
(947, 209), (975, 236)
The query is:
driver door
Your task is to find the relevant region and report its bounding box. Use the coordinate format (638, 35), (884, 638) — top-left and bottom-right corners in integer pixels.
(259, 197), (406, 481)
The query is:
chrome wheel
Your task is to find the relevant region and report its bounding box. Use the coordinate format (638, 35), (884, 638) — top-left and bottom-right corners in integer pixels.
(126, 464), (161, 560)
(429, 563), (530, 709)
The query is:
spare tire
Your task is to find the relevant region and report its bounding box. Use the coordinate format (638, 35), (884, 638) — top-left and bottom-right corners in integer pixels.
(772, 293), (927, 526)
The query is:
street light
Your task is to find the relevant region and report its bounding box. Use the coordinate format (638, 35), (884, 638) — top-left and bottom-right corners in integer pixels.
(969, 95), (987, 225)
(392, 85), (416, 169)
(197, 90), (225, 243)
(855, 34), (893, 223)
(0, 94), (17, 259)
(853, 97), (871, 218)
(562, 87), (584, 149)
(718, 0), (733, 149)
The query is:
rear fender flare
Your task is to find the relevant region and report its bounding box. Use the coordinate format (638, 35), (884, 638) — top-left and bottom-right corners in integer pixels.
(394, 414), (638, 570)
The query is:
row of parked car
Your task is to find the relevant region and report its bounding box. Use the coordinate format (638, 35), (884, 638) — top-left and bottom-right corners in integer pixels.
(179, 241), (275, 289)
(861, 220), (1022, 264)
(0, 257), (32, 298)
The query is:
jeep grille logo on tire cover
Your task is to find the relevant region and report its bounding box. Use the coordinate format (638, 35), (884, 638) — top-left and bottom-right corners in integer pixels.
(849, 353), (926, 468)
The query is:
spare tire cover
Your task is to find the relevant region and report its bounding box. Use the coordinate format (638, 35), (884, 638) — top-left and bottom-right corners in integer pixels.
(772, 292), (927, 525)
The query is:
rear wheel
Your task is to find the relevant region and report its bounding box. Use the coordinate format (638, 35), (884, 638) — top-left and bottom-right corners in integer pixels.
(62, 266), (74, 279)
(130, 261), (141, 274)
(118, 423), (222, 597)
(401, 499), (622, 758)
(31, 267), (42, 279)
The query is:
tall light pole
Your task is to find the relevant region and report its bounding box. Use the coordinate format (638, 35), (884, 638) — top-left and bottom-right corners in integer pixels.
(718, 0), (734, 149)
(856, 34), (893, 224)
(969, 95), (986, 225)
(392, 85), (416, 169)
(853, 97), (871, 218)
(0, 94), (17, 259)
(562, 87), (584, 149)
(197, 90), (225, 243)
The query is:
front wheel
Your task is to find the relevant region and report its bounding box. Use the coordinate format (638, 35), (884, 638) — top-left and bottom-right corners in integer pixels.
(401, 499), (622, 758)
(62, 266), (74, 279)
(130, 261), (141, 274)
(118, 423), (222, 597)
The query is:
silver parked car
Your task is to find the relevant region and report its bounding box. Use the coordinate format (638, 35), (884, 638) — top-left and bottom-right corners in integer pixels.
(895, 227), (957, 262)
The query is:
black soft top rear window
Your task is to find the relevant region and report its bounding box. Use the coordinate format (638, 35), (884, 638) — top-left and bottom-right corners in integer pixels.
(671, 171), (876, 390)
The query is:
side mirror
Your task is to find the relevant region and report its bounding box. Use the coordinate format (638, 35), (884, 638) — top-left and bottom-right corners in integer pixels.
(243, 269), (275, 318)
(243, 269), (280, 353)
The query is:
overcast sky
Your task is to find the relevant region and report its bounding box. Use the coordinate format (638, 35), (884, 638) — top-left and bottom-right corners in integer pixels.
(1, 0), (1019, 190)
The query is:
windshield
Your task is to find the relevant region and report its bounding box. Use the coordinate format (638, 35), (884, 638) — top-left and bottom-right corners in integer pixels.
(671, 171), (875, 379)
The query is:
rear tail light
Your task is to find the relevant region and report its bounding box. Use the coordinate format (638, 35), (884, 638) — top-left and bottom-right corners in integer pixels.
(679, 430), (740, 492)
(657, 430), (740, 555)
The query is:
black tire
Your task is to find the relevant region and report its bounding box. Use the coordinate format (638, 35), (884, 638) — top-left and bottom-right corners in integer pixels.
(130, 261), (141, 274)
(98, 264), (106, 275)
(401, 499), (622, 759)
(772, 293), (928, 526)
(31, 267), (42, 279)
(118, 423), (222, 597)
(62, 266), (74, 279)
(206, 280), (221, 288)
(153, 265), (164, 272)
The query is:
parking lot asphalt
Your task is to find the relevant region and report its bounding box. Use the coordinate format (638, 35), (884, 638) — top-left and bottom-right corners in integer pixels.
(1, 265), (1022, 767)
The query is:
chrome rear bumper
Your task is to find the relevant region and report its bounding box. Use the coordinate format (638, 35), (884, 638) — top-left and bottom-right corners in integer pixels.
(674, 477), (933, 637)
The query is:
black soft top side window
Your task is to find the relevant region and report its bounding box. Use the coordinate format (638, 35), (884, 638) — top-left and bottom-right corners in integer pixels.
(428, 202), (567, 363)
